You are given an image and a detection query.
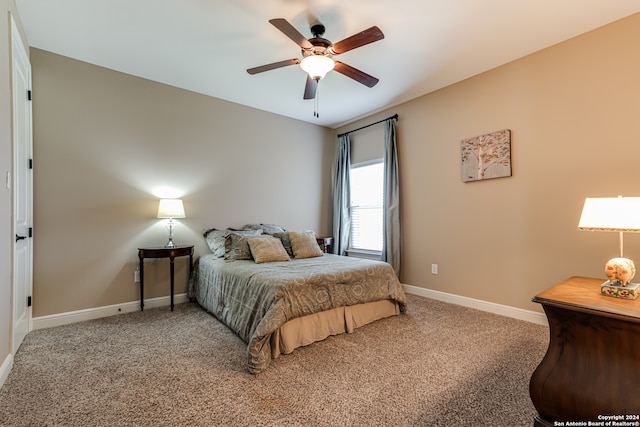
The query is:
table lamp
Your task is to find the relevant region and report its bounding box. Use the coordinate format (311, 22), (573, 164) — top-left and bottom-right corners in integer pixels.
(577, 196), (640, 299)
(157, 199), (185, 248)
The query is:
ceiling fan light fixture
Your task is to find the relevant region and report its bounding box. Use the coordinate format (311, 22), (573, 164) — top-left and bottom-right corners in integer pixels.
(300, 55), (335, 80)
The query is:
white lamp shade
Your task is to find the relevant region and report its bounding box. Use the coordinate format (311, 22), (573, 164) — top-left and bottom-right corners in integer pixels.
(300, 55), (335, 80)
(578, 197), (640, 232)
(157, 199), (185, 219)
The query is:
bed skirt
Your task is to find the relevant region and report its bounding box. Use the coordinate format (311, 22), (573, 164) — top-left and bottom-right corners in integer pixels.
(270, 299), (400, 358)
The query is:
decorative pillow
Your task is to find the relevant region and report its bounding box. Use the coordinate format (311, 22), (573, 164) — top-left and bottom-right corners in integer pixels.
(203, 228), (230, 258)
(224, 230), (266, 260)
(272, 232), (294, 258)
(205, 228), (263, 257)
(248, 237), (290, 264)
(287, 230), (323, 259)
(243, 223), (286, 235)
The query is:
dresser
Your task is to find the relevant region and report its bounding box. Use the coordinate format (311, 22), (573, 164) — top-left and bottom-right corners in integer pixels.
(529, 276), (640, 425)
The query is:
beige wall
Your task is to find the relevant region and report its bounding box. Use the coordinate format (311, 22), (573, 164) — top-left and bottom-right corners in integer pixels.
(336, 12), (640, 312)
(30, 49), (334, 317)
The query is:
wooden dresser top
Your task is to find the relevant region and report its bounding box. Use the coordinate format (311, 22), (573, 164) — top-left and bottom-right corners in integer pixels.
(533, 276), (640, 322)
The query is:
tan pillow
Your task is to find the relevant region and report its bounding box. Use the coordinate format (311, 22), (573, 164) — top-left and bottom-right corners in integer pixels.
(287, 231), (323, 259)
(248, 237), (291, 264)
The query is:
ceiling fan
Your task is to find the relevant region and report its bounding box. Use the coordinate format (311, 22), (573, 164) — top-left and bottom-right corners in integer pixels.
(247, 18), (384, 101)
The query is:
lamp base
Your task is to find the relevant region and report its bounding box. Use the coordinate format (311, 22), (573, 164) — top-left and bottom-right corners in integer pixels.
(601, 281), (640, 299)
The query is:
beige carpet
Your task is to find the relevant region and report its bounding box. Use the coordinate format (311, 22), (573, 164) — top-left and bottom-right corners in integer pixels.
(0, 294), (548, 426)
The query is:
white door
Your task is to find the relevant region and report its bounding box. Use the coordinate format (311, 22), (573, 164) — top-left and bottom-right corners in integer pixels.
(11, 15), (33, 355)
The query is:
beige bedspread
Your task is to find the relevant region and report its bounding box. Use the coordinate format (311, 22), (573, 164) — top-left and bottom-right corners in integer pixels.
(190, 253), (407, 374)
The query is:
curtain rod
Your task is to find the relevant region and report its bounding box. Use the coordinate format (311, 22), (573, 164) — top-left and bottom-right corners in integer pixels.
(337, 114), (398, 138)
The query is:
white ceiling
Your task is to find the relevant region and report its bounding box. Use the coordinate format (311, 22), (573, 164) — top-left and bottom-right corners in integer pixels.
(15, 0), (640, 128)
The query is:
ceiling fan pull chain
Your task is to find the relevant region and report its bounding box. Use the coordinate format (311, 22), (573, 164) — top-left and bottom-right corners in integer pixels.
(314, 79), (320, 118)
(314, 96), (318, 118)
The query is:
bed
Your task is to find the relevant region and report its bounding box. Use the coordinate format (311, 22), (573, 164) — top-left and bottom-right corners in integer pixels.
(189, 226), (407, 374)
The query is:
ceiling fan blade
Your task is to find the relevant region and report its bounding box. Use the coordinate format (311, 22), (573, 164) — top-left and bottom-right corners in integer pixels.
(303, 75), (318, 99)
(247, 58), (301, 75)
(333, 61), (379, 88)
(269, 18), (313, 50)
(330, 26), (384, 55)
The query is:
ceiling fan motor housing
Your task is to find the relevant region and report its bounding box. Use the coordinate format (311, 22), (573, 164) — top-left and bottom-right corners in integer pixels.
(304, 44), (331, 58)
(303, 23), (332, 57)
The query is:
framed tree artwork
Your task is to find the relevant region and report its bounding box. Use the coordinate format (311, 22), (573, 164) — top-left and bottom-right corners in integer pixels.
(461, 129), (511, 182)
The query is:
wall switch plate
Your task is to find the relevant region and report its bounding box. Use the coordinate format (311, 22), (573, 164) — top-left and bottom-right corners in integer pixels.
(134, 270), (140, 283)
(431, 264), (438, 275)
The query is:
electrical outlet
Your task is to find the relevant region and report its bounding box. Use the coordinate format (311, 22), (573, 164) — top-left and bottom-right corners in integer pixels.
(431, 264), (438, 275)
(134, 270), (140, 283)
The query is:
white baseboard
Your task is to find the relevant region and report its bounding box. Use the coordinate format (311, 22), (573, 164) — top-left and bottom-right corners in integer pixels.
(30, 286), (546, 331)
(0, 353), (13, 390)
(32, 293), (190, 330)
(403, 284), (548, 326)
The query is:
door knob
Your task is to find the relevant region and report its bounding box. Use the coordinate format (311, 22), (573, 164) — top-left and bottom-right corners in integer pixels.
(15, 234), (27, 242)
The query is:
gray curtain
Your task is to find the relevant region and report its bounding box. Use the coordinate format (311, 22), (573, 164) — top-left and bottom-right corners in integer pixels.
(382, 118), (400, 276)
(332, 134), (351, 255)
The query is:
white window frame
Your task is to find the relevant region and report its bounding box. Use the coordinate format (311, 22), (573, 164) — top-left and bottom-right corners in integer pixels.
(347, 159), (383, 259)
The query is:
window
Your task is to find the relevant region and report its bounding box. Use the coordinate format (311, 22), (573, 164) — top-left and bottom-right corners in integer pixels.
(349, 161), (383, 252)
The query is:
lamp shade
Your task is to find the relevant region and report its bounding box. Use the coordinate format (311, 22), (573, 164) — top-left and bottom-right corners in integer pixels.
(157, 199), (185, 219)
(578, 197), (640, 232)
(300, 55), (335, 80)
